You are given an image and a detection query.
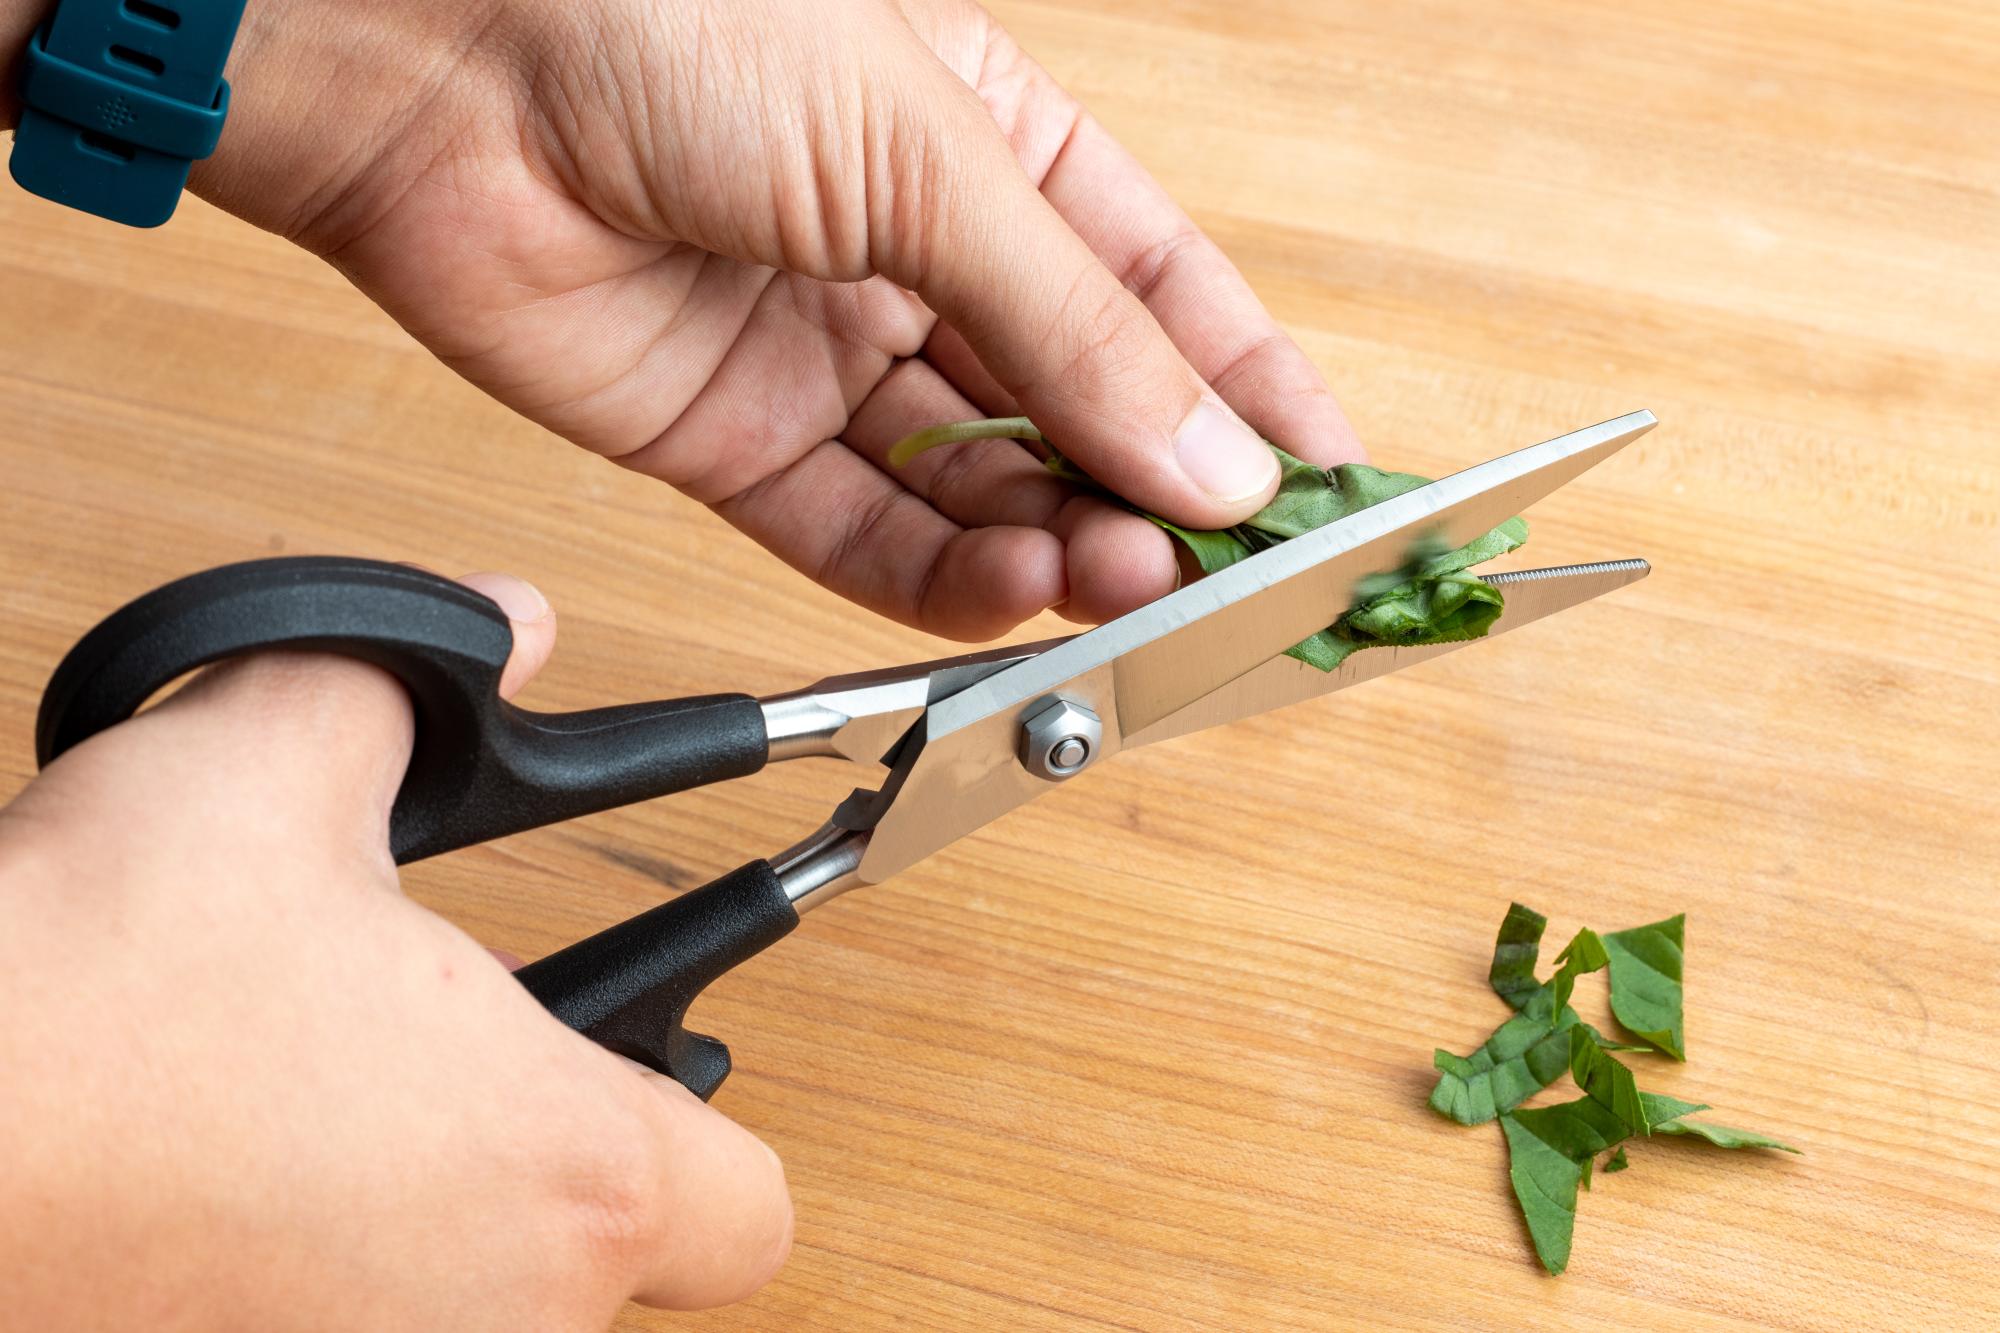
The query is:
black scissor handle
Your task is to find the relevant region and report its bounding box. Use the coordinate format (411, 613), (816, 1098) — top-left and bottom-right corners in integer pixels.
(513, 857), (798, 1099)
(36, 557), (771, 863)
(35, 556), (796, 1098)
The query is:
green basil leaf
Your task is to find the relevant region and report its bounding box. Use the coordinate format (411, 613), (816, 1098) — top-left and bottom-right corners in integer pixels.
(1581, 1027), (1652, 1052)
(1488, 902), (1549, 1011)
(1426, 514), (1531, 574)
(1283, 629), (1355, 671)
(1152, 455), (1529, 671)
(1499, 1116), (1581, 1273)
(1636, 1091), (1708, 1123)
(1283, 463), (1525, 667)
(1340, 569), (1504, 643)
(1603, 914), (1687, 1060)
(1428, 986), (1580, 1125)
(1434, 910), (1796, 1277)
(1653, 1120), (1800, 1152)
(1499, 1097), (1630, 1274)
(1431, 924), (1613, 1125)
(1143, 514), (1252, 573)
(1568, 1025), (1650, 1135)
(891, 423), (1531, 674)
(1500, 1093), (1651, 1273)
(1550, 928), (1610, 1016)
(1237, 446), (1356, 537)
(1643, 1092), (1800, 1153)
(1487, 907), (1643, 1044)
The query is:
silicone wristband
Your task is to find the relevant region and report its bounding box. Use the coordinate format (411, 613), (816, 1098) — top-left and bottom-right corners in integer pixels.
(10, 0), (248, 227)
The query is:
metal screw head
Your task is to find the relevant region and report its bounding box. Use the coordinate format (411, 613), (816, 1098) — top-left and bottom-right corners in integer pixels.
(1017, 696), (1103, 781)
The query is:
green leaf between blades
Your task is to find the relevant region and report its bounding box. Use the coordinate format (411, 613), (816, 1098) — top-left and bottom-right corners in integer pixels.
(887, 422), (1528, 673)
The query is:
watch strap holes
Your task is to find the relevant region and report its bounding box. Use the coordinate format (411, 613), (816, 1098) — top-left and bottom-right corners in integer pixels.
(121, 1), (182, 31)
(107, 45), (166, 76)
(78, 130), (138, 163)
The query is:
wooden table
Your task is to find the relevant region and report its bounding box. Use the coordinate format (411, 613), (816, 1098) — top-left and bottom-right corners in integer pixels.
(4, 1), (1996, 1327)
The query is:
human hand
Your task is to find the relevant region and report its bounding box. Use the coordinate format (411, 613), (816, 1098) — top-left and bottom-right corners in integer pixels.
(182, 0), (1363, 638)
(0, 574), (792, 1330)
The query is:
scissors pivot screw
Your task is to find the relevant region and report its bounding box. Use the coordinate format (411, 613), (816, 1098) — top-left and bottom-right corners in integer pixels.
(1018, 697), (1102, 782)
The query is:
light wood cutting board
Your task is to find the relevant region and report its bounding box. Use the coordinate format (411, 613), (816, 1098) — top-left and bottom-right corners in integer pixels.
(2, 0), (1996, 1327)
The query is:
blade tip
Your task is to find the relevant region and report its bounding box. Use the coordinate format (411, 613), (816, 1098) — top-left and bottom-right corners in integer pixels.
(1606, 556), (1651, 586)
(1619, 408), (1659, 437)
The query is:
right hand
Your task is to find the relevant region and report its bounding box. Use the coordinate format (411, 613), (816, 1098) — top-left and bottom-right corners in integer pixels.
(0, 575), (792, 1330)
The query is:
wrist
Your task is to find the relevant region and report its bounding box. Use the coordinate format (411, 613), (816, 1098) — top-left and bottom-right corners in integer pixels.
(1, 0), (53, 132)
(4, 0), (521, 240)
(185, 0), (522, 246)
(9, 0), (250, 224)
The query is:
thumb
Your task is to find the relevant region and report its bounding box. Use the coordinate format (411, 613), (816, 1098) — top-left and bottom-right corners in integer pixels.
(456, 571), (558, 700)
(613, 1060), (795, 1311)
(877, 68), (1280, 528)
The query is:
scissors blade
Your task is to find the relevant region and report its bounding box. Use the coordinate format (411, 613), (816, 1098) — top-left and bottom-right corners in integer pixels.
(853, 410), (1654, 883)
(1107, 410), (1655, 736)
(1120, 558), (1649, 750)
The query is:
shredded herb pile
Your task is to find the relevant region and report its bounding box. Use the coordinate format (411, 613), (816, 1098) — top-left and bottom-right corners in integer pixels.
(889, 418), (1527, 670)
(1432, 904), (1798, 1273)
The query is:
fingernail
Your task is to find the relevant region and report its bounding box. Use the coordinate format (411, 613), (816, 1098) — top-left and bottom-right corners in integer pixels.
(1174, 400), (1277, 504)
(460, 572), (550, 623)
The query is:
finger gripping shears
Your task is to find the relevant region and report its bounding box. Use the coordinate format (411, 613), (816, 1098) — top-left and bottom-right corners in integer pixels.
(34, 412), (1656, 1099)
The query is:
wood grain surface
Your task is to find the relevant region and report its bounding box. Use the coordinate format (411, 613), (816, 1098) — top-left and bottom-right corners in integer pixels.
(4, 1), (1997, 1328)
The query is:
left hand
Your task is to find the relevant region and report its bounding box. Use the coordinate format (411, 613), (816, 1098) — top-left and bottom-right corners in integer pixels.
(180, 0), (1365, 638)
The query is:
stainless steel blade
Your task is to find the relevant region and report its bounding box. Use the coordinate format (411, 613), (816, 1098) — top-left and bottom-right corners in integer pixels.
(854, 410), (1654, 883)
(759, 639), (1058, 768)
(1108, 411), (1655, 736)
(1121, 558), (1649, 749)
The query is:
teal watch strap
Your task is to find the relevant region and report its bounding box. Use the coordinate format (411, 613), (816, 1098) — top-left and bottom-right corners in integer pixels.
(10, 0), (249, 228)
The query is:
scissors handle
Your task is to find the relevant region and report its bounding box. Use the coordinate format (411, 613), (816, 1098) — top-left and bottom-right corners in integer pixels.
(35, 557), (798, 1097)
(36, 557), (772, 863)
(513, 858), (798, 1098)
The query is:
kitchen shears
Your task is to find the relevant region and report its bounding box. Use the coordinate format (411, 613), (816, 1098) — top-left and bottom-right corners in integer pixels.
(33, 411), (1657, 1099)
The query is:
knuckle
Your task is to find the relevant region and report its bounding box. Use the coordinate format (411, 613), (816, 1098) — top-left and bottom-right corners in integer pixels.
(1120, 224), (1208, 305)
(1207, 329), (1305, 401)
(872, 67), (1015, 292)
(557, 1132), (667, 1278)
(869, 79), (954, 287)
